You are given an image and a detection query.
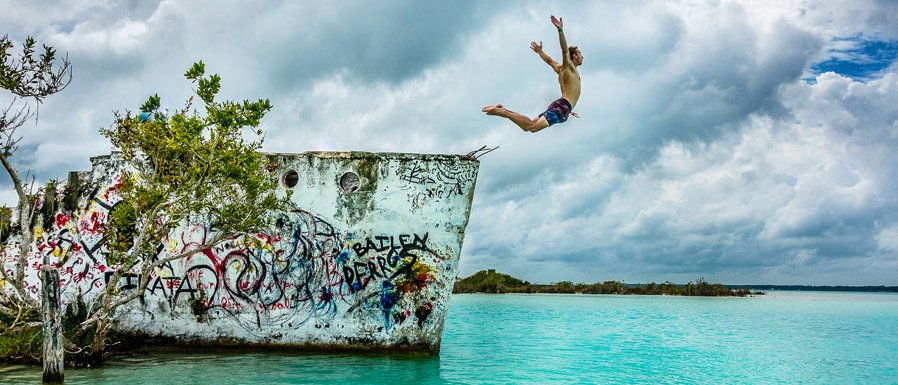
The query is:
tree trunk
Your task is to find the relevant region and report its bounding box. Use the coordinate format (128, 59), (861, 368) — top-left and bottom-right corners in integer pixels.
(89, 315), (109, 365)
(41, 267), (64, 384)
(14, 198), (36, 307)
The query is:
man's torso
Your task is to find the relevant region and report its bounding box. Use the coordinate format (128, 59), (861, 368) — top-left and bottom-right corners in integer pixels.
(559, 66), (581, 107)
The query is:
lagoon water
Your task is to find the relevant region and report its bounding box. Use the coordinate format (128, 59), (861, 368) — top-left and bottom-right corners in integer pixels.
(2, 291), (897, 384)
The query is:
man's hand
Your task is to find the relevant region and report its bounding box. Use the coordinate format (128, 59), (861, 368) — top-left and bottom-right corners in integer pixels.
(532, 40), (559, 71)
(530, 41), (543, 53)
(551, 15), (563, 30)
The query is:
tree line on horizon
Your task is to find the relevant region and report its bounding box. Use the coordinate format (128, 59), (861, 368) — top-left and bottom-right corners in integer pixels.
(453, 269), (758, 297)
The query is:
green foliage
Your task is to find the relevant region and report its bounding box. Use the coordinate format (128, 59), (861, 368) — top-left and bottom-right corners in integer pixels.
(0, 328), (41, 362)
(555, 281), (574, 289)
(0, 294), (96, 365)
(99, 61), (282, 268)
(62, 61), (287, 362)
(185, 61), (221, 105)
(62, 293), (88, 337)
(453, 270), (754, 297)
(454, 269), (531, 293)
(0, 206), (11, 244)
(107, 201), (138, 257)
(139, 94), (161, 114)
(0, 34), (72, 102)
(38, 180), (59, 229)
(0, 305), (24, 327)
(0, 306), (40, 362)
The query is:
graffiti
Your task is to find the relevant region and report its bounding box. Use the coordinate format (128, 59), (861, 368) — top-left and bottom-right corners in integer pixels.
(343, 233), (428, 292)
(338, 232), (444, 330)
(112, 209), (354, 331)
(400, 164), (431, 185)
(19, 199), (441, 333)
(1, 152), (475, 350)
(401, 161), (476, 211)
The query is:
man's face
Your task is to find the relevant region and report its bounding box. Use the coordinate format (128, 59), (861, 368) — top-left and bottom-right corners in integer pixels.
(572, 48), (583, 66)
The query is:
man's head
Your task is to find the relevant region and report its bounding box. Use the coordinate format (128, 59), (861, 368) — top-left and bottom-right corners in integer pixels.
(569, 46), (583, 66)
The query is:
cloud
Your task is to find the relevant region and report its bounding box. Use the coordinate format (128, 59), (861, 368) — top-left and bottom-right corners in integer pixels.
(3, 1), (898, 285)
(465, 67), (898, 285)
(878, 226), (898, 252)
(460, 0), (898, 285)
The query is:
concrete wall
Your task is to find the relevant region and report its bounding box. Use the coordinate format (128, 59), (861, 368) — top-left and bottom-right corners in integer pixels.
(1, 151), (479, 352)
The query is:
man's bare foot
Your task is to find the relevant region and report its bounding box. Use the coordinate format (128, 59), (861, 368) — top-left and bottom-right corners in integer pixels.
(482, 104), (504, 115)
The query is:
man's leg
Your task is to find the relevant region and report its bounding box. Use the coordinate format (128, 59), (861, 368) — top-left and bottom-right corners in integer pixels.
(482, 104), (551, 132)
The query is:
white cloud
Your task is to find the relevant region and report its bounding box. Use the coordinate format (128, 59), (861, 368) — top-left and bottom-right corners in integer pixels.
(49, 17), (150, 56)
(3, 0), (898, 285)
(878, 226), (898, 252)
(466, 65), (898, 284)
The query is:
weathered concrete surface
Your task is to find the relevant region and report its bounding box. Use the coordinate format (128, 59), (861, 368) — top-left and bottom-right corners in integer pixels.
(2, 151), (479, 352)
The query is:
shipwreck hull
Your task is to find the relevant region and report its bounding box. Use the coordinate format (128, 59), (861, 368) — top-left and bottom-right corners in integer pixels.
(3, 151), (479, 352)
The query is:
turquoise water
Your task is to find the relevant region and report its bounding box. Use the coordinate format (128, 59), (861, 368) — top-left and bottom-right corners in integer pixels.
(2, 291), (897, 384)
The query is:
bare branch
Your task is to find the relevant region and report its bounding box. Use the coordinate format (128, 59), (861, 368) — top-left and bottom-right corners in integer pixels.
(1, 97), (32, 153)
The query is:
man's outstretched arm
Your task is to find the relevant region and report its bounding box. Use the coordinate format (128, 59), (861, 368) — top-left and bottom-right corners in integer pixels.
(551, 15), (571, 67)
(531, 41), (561, 73)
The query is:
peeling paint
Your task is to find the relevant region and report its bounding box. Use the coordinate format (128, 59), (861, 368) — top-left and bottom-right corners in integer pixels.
(2, 151), (479, 353)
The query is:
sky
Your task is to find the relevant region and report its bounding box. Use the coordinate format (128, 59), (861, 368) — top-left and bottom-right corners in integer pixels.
(2, 0), (898, 285)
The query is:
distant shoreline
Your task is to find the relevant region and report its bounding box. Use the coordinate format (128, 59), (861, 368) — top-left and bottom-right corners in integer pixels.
(453, 270), (898, 296)
(454, 270), (758, 296)
(727, 285), (898, 293)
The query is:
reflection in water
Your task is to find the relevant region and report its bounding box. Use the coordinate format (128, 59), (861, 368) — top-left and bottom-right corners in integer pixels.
(0, 351), (442, 385)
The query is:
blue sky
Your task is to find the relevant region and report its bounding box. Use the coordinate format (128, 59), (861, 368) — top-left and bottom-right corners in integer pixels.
(2, 0), (898, 285)
(812, 38), (898, 79)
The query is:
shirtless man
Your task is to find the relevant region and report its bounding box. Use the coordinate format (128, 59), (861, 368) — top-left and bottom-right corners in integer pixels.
(483, 15), (583, 133)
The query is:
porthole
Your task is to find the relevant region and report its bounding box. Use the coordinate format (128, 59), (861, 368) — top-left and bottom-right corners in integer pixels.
(282, 170), (299, 188)
(339, 172), (360, 193)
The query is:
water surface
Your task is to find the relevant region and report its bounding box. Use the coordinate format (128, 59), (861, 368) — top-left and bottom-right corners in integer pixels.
(2, 291), (897, 384)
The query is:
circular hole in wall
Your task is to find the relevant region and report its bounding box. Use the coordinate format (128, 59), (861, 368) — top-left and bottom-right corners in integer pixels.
(339, 172), (360, 193)
(282, 170), (299, 188)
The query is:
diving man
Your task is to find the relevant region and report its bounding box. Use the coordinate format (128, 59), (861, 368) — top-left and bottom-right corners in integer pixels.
(483, 15), (583, 133)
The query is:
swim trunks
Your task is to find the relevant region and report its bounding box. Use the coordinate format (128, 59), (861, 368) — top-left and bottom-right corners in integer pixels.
(539, 98), (573, 126)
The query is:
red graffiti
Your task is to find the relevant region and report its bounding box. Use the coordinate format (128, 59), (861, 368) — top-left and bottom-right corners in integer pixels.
(255, 233), (275, 245)
(415, 272), (433, 290)
(102, 175), (124, 200)
(185, 269), (204, 279)
(219, 297), (243, 310)
(79, 211), (107, 234)
(55, 213), (70, 228)
(268, 299), (291, 311)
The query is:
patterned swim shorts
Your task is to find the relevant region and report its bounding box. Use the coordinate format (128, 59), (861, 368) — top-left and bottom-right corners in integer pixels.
(538, 98), (573, 126)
